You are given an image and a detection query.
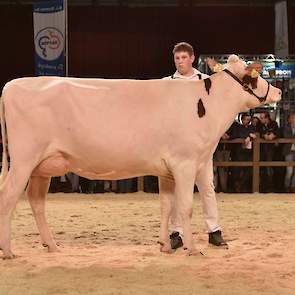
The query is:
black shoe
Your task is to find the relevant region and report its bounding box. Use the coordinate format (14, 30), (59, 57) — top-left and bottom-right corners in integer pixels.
(170, 232), (183, 250)
(209, 230), (228, 247)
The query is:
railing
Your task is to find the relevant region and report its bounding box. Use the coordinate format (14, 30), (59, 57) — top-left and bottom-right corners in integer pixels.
(214, 138), (295, 192)
(137, 138), (295, 193)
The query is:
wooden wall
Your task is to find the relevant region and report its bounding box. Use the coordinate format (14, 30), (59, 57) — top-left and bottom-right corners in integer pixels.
(0, 5), (294, 89)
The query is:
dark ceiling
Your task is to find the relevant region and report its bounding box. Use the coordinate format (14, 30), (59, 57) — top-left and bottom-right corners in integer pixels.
(0, 0), (294, 7)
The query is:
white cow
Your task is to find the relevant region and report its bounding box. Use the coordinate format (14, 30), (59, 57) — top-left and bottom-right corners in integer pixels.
(0, 55), (281, 258)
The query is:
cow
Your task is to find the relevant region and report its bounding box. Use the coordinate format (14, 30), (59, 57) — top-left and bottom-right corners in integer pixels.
(0, 55), (281, 259)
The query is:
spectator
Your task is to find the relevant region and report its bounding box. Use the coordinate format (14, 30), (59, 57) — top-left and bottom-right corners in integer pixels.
(251, 116), (261, 133)
(67, 172), (80, 193)
(214, 121), (238, 192)
(259, 112), (279, 192)
(231, 113), (256, 192)
(117, 178), (137, 193)
(282, 113), (295, 192)
(80, 177), (96, 194)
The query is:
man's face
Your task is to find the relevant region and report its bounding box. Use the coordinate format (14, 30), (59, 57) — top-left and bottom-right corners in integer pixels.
(260, 113), (269, 124)
(174, 51), (195, 75)
(242, 115), (251, 126)
(289, 115), (295, 126)
(251, 117), (259, 126)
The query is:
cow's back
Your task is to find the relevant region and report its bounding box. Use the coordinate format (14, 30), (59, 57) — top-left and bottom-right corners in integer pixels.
(2, 77), (207, 178)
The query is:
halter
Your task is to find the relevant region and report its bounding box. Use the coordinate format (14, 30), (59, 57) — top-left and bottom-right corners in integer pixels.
(223, 68), (270, 103)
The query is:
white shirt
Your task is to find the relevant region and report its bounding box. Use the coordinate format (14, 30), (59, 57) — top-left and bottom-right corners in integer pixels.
(162, 68), (209, 80)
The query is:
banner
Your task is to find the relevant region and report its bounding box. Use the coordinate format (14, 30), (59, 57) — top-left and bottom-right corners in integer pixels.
(275, 0), (289, 58)
(33, 0), (65, 76)
(262, 61), (295, 79)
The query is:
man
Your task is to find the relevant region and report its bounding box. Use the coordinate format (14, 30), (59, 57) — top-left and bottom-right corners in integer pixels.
(231, 113), (256, 192)
(163, 42), (227, 249)
(282, 113), (295, 192)
(259, 111), (279, 192)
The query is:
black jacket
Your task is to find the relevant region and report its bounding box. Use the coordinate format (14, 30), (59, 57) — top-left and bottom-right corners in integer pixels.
(282, 124), (295, 156)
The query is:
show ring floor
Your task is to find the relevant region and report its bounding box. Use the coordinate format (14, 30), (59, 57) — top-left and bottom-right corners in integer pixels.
(1, 192), (295, 295)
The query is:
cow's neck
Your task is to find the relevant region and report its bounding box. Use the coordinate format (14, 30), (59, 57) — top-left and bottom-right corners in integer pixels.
(208, 72), (246, 138)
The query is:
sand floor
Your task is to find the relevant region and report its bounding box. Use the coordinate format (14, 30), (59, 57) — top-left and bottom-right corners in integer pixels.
(0, 192), (295, 295)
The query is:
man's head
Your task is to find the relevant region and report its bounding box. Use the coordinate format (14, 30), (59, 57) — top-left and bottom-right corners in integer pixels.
(241, 113), (251, 126)
(288, 113), (295, 126)
(251, 116), (260, 127)
(260, 112), (271, 124)
(173, 42), (195, 76)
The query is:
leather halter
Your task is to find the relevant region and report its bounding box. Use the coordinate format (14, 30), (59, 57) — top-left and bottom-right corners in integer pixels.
(223, 68), (270, 103)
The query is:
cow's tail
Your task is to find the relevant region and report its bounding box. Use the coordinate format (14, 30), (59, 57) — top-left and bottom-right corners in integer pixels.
(0, 93), (8, 187)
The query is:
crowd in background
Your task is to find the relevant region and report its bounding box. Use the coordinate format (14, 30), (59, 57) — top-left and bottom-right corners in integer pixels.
(214, 111), (295, 193)
(1, 110), (295, 194)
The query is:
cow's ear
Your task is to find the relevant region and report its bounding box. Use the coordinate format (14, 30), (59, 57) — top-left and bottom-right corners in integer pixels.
(246, 62), (263, 77)
(206, 58), (223, 72)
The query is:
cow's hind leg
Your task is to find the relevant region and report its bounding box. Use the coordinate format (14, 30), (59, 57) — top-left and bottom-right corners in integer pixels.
(158, 176), (174, 253)
(0, 167), (32, 259)
(27, 176), (59, 253)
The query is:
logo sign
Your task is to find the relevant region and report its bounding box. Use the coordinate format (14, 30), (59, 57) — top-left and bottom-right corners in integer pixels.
(35, 27), (64, 61)
(33, 0), (65, 76)
(261, 62), (295, 79)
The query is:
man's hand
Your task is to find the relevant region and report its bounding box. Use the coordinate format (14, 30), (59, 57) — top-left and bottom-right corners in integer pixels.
(221, 133), (230, 140)
(264, 133), (276, 140)
(245, 137), (251, 145)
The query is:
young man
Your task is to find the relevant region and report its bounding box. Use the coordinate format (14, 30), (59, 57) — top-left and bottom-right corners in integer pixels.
(283, 113), (295, 192)
(259, 111), (279, 192)
(231, 113), (256, 193)
(163, 42), (227, 249)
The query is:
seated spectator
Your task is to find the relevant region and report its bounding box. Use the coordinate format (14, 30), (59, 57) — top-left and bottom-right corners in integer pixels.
(231, 113), (256, 192)
(282, 113), (295, 192)
(259, 111), (279, 192)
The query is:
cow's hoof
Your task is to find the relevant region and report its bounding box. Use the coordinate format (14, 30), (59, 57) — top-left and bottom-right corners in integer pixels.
(2, 253), (18, 260)
(42, 243), (60, 253)
(47, 245), (61, 253)
(158, 241), (174, 254)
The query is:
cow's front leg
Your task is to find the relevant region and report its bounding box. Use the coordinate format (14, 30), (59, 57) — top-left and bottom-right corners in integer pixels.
(158, 176), (174, 254)
(173, 164), (198, 256)
(27, 176), (60, 253)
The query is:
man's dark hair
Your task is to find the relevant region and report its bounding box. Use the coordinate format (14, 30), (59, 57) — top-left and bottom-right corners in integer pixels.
(261, 112), (271, 120)
(173, 42), (194, 56)
(241, 113), (251, 121)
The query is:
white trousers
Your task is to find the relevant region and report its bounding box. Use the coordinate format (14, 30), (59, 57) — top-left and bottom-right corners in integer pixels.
(170, 158), (220, 234)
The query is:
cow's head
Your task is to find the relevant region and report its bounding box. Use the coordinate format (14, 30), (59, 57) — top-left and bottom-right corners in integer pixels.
(208, 55), (282, 110)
